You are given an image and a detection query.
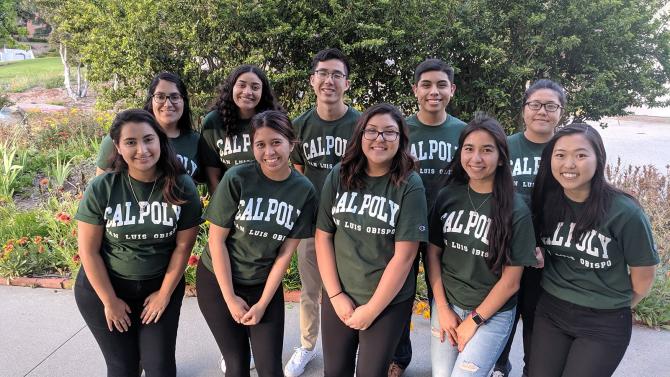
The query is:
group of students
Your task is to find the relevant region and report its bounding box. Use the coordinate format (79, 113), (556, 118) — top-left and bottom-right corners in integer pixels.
(72, 47), (659, 377)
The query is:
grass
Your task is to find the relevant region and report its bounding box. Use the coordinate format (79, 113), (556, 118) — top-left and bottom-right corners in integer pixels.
(0, 57), (63, 92)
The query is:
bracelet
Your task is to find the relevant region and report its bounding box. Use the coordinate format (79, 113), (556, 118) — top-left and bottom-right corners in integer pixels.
(329, 291), (343, 299)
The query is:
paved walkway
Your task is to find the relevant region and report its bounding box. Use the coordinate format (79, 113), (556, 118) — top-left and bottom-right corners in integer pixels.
(1, 285), (669, 376)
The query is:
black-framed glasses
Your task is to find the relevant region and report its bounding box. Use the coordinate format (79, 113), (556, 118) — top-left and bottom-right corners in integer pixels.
(313, 69), (346, 81)
(152, 93), (183, 104)
(525, 101), (562, 112)
(363, 129), (400, 141)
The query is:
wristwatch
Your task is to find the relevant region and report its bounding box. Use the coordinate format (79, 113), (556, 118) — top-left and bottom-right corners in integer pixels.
(470, 310), (486, 326)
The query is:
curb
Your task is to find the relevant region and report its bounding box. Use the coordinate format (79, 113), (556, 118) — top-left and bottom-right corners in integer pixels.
(0, 276), (302, 303)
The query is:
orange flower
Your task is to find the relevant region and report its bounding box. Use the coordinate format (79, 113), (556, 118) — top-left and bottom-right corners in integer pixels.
(71, 228), (77, 237)
(187, 255), (199, 267)
(17, 237), (29, 246)
(56, 212), (72, 224)
(38, 245), (45, 253)
(72, 254), (81, 264)
(39, 177), (50, 186)
(3, 243), (13, 253)
(33, 236), (43, 244)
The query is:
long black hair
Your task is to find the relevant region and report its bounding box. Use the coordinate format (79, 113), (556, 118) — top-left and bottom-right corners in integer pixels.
(109, 109), (187, 205)
(445, 113), (514, 275)
(143, 72), (193, 133)
(210, 65), (283, 136)
(340, 103), (416, 190)
(531, 123), (635, 242)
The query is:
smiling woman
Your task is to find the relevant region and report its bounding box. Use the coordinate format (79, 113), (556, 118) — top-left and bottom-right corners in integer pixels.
(315, 103), (427, 376)
(198, 65), (284, 195)
(96, 72), (201, 179)
(74, 109), (202, 376)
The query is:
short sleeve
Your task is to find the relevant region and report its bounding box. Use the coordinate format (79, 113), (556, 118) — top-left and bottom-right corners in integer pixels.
(176, 176), (204, 230)
(203, 170), (240, 228)
(75, 175), (106, 225)
(288, 186), (318, 239)
(96, 135), (115, 170)
(508, 203), (538, 266)
(621, 207), (659, 267)
(316, 168), (338, 233)
(394, 174), (428, 242)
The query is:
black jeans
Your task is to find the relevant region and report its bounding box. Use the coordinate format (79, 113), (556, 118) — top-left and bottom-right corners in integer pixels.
(196, 261), (284, 377)
(74, 268), (185, 377)
(529, 291), (632, 377)
(322, 291), (413, 377)
(495, 266), (543, 375)
(391, 243), (431, 369)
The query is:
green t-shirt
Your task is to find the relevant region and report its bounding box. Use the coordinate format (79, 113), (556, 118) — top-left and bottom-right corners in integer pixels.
(198, 110), (254, 171)
(201, 162), (317, 285)
(96, 131), (201, 178)
(316, 164), (429, 306)
(407, 114), (466, 210)
(290, 107), (361, 198)
(75, 172), (203, 280)
(507, 132), (546, 204)
(428, 183), (537, 312)
(540, 193), (659, 309)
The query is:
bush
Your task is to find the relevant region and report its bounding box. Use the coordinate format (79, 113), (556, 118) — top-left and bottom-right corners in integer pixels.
(607, 160), (670, 328)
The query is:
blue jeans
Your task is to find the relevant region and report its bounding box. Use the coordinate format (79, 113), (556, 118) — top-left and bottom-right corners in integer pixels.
(430, 301), (516, 377)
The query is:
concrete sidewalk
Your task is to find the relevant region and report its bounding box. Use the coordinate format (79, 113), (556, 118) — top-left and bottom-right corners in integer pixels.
(1, 285), (668, 377)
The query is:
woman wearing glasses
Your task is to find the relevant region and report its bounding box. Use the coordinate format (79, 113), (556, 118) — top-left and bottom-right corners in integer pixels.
(493, 79), (566, 377)
(198, 65), (283, 194)
(75, 109), (202, 376)
(316, 103), (427, 376)
(96, 72), (200, 179)
(529, 123), (658, 377)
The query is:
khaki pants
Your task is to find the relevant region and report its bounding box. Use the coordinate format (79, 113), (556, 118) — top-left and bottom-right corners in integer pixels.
(297, 237), (322, 350)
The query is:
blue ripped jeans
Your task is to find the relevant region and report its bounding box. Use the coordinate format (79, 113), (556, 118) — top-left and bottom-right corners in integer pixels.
(430, 301), (515, 377)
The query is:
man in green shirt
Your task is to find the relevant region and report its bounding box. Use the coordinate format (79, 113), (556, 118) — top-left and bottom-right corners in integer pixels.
(390, 58), (466, 377)
(285, 48), (361, 377)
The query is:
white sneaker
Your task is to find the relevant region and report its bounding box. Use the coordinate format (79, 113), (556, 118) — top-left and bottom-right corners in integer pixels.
(219, 354), (256, 373)
(284, 347), (317, 377)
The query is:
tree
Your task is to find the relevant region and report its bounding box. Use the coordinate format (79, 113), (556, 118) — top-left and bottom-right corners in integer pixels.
(34, 0), (670, 129)
(1, 0), (18, 45)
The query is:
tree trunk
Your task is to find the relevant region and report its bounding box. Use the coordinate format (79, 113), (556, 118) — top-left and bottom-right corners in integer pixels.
(59, 43), (76, 100)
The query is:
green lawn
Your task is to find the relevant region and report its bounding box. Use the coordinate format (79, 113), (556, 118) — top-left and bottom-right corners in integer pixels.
(0, 57), (63, 92)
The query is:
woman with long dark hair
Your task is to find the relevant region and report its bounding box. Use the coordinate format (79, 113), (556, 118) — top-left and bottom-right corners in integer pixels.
(529, 123), (658, 377)
(198, 65), (284, 194)
(75, 109), (202, 376)
(427, 113), (537, 377)
(96, 72), (200, 179)
(196, 110), (317, 377)
(316, 103), (427, 376)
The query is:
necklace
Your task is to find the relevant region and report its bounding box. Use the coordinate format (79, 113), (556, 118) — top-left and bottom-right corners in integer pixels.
(127, 173), (157, 211)
(467, 185), (491, 212)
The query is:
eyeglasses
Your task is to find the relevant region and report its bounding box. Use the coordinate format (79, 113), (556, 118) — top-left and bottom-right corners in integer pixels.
(313, 69), (346, 81)
(525, 101), (562, 112)
(363, 129), (400, 141)
(152, 93), (183, 104)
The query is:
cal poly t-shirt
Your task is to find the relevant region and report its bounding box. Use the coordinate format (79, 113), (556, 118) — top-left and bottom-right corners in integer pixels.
(540, 193), (659, 309)
(75, 172), (203, 280)
(508, 132), (546, 204)
(429, 183), (537, 311)
(198, 110), (254, 171)
(290, 106), (361, 198)
(96, 131), (201, 178)
(316, 164), (428, 306)
(407, 114), (466, 210)
(201, 162), (317, 285)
